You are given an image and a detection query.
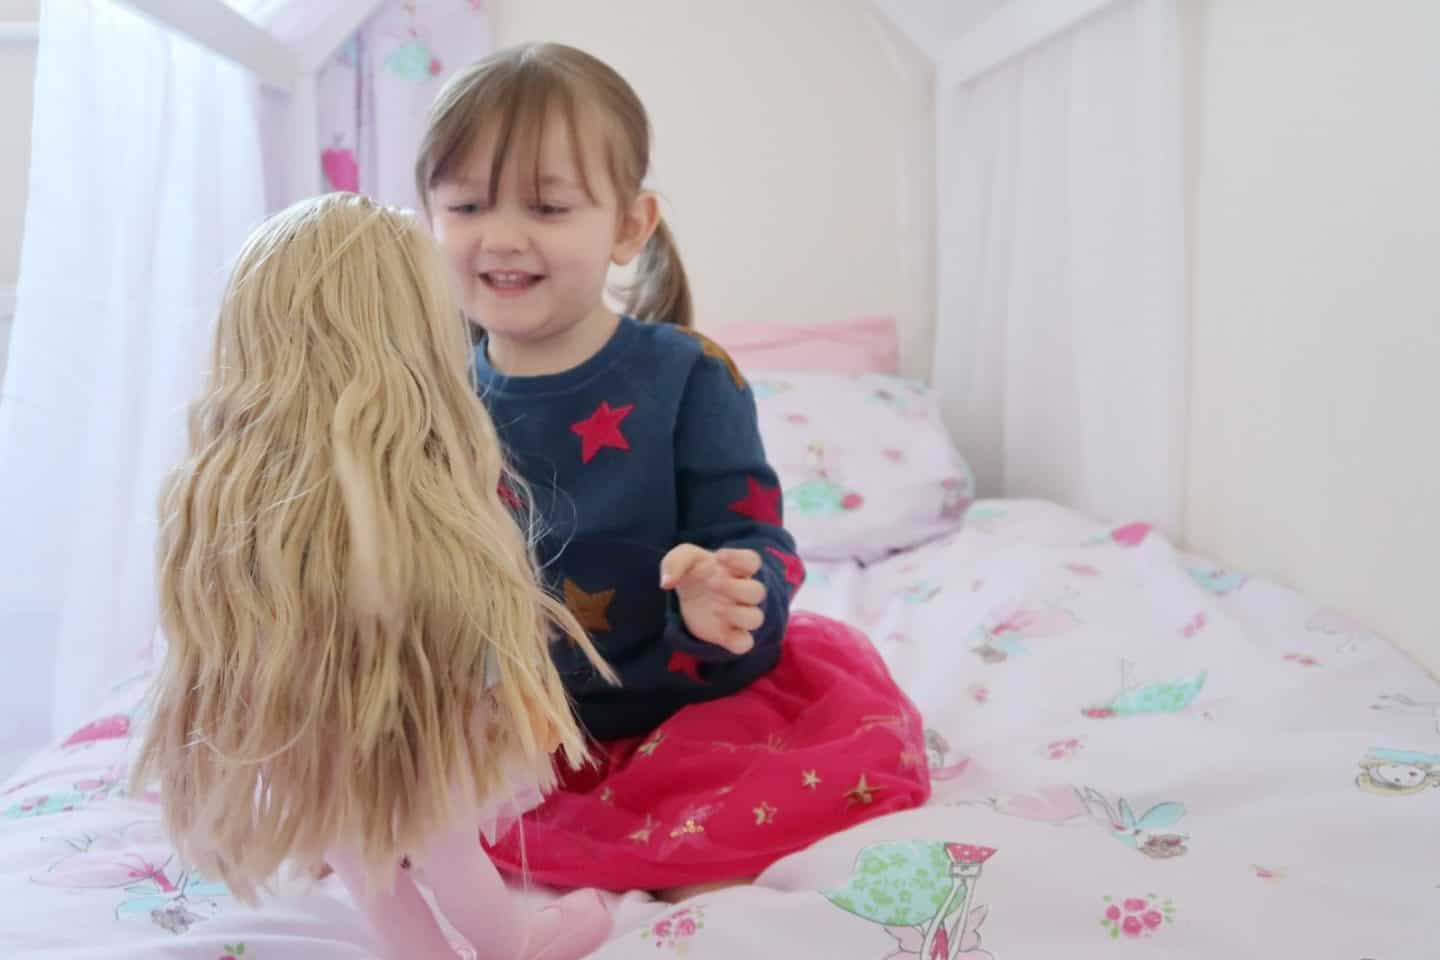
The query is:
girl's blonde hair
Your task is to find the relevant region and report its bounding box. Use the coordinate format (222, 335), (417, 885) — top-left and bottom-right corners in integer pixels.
(130, 192), (612, 902)
(415, 42), (693, 328)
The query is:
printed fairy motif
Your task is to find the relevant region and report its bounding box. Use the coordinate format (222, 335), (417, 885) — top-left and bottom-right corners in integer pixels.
(825, 840), (999, 959)
(924, 729), (971, 781)
(792, 563), (833, 593)
(381, 0), (461, 83)
(1084, 522), (1152, 548)
(62, 714), (131, 750)
(322, 145), (359, 193)
(785, 442), (864, 516)
(1, 764), (144, 820)
(962, 505), (1008, 533)
(3, 790), (92, 820)
(940, 476), (974, 523)
(1306, 608), (1374, 653)
(1372, 693), (1440, 735)
(870, 381), (934, 422)
(968, 597), (1081, 663)
(969, 785), (1085, 824)
(384, 38), (443, 82)
(1186, 565), (1247, 596)
(1081, 660), (1206, 718)
(903, 581), (943, 606)
(1355, 747), (1440, 797)
(749, 379), (794, 400)
(1178, 611), (1208, 639)
(970, 786), (1189, 859)
(1076, 789), (1188, 859)
(31, 820), (231, 934)
(1041, 737), (1084, 762)
(961, 505), (1008, 534)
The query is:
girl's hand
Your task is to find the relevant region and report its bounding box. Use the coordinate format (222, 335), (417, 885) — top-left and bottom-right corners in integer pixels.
(660, 545), (766, 654)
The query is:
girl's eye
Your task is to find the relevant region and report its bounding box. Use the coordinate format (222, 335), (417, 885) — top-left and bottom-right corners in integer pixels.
(533, 204), (569, 216)
(447, 202), (485, 215)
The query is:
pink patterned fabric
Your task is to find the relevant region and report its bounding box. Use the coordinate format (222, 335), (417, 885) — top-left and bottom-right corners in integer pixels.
(3, 502), (1439, 956)
(705, 316), (900, 376)
(753, 372), (975, 561)
(316, 0), (492, 210)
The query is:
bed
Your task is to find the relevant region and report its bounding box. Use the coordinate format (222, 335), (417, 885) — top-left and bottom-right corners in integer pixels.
(9, 0), (1432, 954)
(2, 369), (1434, 959)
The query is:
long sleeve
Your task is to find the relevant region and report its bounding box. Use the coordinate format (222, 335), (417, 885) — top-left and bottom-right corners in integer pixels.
(662, 345), (804, 664)
(477, 316), (808, 739)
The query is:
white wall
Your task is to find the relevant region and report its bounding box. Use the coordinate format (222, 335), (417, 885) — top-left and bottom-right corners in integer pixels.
(0, 1), (941, 384)
(1183, 0), (1440, 675)
(0, 0), (37, 387)
(488, 0), (936, 377)
(2, 0), (1434, 674)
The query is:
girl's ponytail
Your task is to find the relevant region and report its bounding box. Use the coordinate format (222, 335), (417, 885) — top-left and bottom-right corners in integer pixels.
(624, 217), (693, 328)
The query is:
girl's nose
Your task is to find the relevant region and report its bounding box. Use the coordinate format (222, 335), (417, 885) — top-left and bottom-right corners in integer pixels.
(482, 213), (528, 255)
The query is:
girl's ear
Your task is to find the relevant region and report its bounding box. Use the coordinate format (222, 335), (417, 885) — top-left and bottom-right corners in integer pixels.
(612, 191), (660, 267)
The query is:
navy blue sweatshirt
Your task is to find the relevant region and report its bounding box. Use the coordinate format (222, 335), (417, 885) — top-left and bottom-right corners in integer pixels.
(475, 316), (804, 741)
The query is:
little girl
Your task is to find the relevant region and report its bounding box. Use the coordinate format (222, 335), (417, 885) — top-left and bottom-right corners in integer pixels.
(132, 193), (614, 960)
(416, 44), (931, 896)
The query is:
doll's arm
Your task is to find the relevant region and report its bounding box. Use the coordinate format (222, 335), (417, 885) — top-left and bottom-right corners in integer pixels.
(417, 819), (613, 960)
(328, 848), (460, 960)
(336, 819), (611, 960)
(414, 821), (529, 960)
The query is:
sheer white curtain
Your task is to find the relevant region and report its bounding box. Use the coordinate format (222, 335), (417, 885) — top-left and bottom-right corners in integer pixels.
(877, 0), (1187, 535)
(0, 0), (496, 779)
(0, 0), (269, 776)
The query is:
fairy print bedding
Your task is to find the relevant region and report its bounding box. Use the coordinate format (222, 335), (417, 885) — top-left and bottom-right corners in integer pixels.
(2, 499), (1435, 958)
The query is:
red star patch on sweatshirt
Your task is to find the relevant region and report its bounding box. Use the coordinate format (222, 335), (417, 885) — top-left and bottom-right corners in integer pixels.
(729, 476), (782, 525)
(570, 401), (634, 464)
(667, 650), (704, 682)
(765, 547), (806, 594)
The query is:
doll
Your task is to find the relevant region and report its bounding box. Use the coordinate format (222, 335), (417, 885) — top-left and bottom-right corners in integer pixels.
(131, 193), (614, 960)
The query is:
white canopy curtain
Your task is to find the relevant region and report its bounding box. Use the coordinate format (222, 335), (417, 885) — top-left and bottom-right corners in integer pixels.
(0, 0), (492, 778)
(0, 1), (268, 779)
(874, 0), (1187, 536)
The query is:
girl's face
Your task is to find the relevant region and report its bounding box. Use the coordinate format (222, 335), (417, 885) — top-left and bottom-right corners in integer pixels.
(1374, 763), (1427, 789)
(428, 114), (652, 349)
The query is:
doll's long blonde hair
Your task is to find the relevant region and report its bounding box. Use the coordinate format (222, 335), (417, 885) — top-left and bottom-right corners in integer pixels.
(130, 192), (611, 902)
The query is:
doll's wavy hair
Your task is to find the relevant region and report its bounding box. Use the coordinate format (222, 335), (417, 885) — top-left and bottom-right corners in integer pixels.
(131, 192), (612, 902)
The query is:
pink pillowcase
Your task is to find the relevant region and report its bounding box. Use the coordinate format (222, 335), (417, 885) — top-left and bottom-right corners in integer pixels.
(750, 372), (975, 561)
(704, 316), (899, 376)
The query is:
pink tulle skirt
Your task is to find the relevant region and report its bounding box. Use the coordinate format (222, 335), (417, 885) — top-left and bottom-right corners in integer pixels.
(484, 613), (931, 890)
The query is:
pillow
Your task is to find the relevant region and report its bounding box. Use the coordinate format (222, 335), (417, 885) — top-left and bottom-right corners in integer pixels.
(705, 316), (899, 376)
(750, 372), (975, 561)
